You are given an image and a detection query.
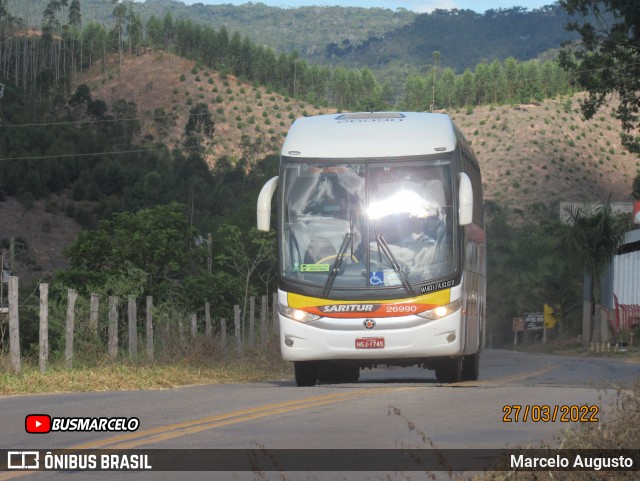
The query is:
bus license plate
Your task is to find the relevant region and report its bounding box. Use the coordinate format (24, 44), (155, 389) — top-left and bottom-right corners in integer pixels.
(355, 337), (385, 349)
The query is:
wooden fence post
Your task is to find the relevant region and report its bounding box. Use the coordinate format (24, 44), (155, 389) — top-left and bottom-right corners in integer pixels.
(178, 318), (185, 347)
(205, 302), (211, 337)
(8, 276), (20, 373)
(65, 289), (77, 369)
(108, 296), (119, 358)
(89, 294), (99, 337)
(190, 313), (197, 339)
(39, 283), (49, 373)
(249, 296), (256, 348)
(234, 305), (241, 356)
(162, 312), (170, 354)
(128, 297), (137, 360)
(261, 295), (267, 350)
(220, 318), (227, 351)
(146, 296), (154, 362)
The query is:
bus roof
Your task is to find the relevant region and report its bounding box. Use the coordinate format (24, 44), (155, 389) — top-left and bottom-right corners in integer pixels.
(281, 112), (458, 159)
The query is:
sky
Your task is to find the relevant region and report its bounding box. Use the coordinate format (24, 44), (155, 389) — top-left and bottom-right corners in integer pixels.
(178, 0), (557, 14)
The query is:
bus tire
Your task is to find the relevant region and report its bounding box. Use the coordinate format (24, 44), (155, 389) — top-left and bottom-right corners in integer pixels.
(461, 353), (479, 381)
(435, 357), (462, 383)
(294, 361), (318, 386)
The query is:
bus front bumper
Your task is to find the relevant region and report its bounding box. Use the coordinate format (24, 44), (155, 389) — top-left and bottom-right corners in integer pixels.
(279, 310), (463, 362)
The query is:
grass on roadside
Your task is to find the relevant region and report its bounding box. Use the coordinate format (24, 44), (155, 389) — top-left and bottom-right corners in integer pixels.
(0, 337), (292, 396)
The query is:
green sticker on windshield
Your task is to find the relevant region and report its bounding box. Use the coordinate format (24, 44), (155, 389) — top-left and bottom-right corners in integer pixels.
(300, 264), (330, 272)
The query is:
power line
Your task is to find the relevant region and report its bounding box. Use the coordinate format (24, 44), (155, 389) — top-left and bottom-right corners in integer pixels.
(0, 145), (205, 162)
(570, 61), (640, 75)
(0, 111), (210, 128)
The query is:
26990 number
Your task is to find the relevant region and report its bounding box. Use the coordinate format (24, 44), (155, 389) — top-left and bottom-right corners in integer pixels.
(384, 305), (418, 314)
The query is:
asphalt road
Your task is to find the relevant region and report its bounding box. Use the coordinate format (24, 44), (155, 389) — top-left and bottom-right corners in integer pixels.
(0, 349), (638, 481)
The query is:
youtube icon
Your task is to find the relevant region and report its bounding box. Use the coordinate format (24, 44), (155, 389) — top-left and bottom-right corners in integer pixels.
(25, 414), (51, 434)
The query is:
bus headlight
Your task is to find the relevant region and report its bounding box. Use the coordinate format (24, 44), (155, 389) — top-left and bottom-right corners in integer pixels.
(278, 304), (320, 324)
(417, 299), (462, 320)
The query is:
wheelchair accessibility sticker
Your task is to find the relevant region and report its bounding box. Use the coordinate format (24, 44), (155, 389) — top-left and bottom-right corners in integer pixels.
(370, 270), (402, 287)
(369, 271), (384, 285)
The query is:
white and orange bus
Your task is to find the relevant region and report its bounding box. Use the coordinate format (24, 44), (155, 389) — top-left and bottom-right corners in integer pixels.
(257, 112), (485, 386)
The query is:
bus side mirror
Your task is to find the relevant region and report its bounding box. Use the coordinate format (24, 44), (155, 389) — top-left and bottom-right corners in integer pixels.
(257, 176), (279, 231)
(458, 172), (473, 226)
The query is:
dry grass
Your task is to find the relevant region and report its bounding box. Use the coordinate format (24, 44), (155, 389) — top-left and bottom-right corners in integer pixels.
(85, 51), (336, 167)
(0, 341), (292, 396)
(449, 99), (637, 209)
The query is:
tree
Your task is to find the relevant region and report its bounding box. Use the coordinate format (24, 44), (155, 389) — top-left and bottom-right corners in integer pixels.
(215, 225), (276, 329)
(111, 0), (127, 80)
(440, 67), (457, 108)
(152, 107), (175, 139)
(562, 202), (629, 347)
(458, 68), (475, 107)
(111, 98), (141, 145)
(146, 15), (163, 49)
(474, 62), (491, 106)
(431, 51), (440, 110)
(632, 174), (640, 200)
(69, 83), (91, 107)
(68, 0), (81, 82)
(81, 22), (108, 71)
(183, 102), (214, 149)
(559, 0), (640, 154)
(126, 1), (143, 55)
(62, 203), (195, 299)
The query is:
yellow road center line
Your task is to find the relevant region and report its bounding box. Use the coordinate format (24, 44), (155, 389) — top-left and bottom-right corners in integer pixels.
(0, 386), (407, 480)
(72, 387), (404, 449)
(113, 387), (410, 449)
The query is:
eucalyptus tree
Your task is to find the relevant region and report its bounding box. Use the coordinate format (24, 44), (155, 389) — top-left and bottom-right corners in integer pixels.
(488, 59), (505, 104)
(440, 67), (456, 109)
(474, 62), (491, 106)
(146, 15), (163, 49)
(431, 50), (440, 110)
(111, 0), (126, 79)
(67, 0), (80, 80)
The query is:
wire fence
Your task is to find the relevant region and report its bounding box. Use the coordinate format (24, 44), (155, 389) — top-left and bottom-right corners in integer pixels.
(1, 276), (279, 373)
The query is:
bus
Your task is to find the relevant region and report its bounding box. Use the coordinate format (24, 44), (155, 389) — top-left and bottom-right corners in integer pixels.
(257, 112), (485, 386)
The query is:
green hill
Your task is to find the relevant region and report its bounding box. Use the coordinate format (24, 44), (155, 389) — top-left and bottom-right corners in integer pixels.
(331, 6), (579, 73)
(4, 0), (577, 73)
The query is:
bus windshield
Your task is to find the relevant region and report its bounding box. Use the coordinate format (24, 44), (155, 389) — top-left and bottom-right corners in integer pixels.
(281, 159), (456, 292)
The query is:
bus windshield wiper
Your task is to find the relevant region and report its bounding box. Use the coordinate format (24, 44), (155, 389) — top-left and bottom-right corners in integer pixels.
(375, 234), (415, 296)
(322, 218), (353, 298)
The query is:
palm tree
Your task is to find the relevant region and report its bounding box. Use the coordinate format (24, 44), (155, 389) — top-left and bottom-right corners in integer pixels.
(562, 202), (629, 347)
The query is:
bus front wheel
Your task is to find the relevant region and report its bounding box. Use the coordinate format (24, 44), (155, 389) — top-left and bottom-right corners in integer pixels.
(461, 353), (479, 381)
(434, 357), (462, 383)
(294, 361), (318, 386)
